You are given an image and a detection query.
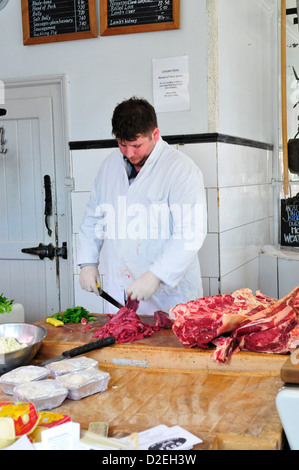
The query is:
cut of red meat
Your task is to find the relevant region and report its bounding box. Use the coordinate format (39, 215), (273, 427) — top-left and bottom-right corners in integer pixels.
(170, 287), (299, 363)
(172, 310), (247, 349)
(233, 295), (299, 355)
(232, 304), (296, 338)
(211, 337), (240, 363)
(125, 297), (140, 312)
(287, 324), (299, 349)
(92, 300), (159, 343)
(285, 286), (299, 315)
(154, 310), (173, 329)
(170, 291), (264, 349)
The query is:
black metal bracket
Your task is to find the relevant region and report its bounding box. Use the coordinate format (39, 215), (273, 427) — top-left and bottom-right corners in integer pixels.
(22, 242), (67, 260)
(286, 4), (299, 25)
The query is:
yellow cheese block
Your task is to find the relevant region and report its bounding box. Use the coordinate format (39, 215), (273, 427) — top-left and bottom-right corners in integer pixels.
(0, 417), (16, 447)
(0, 438), (16, 449)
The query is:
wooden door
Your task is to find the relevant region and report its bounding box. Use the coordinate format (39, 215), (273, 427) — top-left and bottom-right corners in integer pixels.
(0, 95), (65, 323)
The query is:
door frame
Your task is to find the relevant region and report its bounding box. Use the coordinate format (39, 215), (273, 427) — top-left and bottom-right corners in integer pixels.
(3, 74), (74, 311)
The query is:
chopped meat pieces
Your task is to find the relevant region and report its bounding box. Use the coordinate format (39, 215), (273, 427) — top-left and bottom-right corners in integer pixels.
(92, 298), (159, 343)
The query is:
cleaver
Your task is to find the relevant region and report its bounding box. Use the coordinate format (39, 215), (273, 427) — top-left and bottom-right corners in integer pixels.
(35, 336), (115, 367)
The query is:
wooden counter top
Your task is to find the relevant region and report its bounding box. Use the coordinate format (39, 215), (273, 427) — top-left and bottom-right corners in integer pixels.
(35, 314), (288, 376)
(0, 315), (286, 450)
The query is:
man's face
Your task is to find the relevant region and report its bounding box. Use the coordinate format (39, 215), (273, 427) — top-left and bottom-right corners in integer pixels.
(117, 128), (159, 170)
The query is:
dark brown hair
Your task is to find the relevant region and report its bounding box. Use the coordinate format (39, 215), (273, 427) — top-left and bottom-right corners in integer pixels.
(112, 97), (158, 141)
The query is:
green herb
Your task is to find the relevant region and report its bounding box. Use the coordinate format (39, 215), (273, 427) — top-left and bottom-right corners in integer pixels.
(52, 306), (96, 324)
(0, 294), (14, 314)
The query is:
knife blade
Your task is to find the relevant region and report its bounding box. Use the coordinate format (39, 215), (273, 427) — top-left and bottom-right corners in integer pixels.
(97, 284), (124, 310)
(35, 336), (115, 367)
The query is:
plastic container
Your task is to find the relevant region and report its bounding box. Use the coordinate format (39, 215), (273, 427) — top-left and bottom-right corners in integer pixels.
(13, 379), (68, 411)
(55, 367), (110, 400)
(45, 356), (98, 378)
(0, 365), (50, 395)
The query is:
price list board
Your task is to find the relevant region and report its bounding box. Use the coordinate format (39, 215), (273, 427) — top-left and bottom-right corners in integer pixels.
(100, 0), (180, 36)
(21, 0), (98, 45)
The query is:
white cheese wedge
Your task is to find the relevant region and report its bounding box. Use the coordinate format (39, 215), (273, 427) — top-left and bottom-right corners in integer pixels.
(0, 417), (15, 443)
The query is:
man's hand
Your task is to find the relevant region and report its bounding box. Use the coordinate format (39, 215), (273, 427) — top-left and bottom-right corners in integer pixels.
(126, 271), (160, 301)
(79, 266), (101, 295)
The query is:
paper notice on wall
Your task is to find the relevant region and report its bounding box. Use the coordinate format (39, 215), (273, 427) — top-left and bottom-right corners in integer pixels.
(152, 56), (190, 113)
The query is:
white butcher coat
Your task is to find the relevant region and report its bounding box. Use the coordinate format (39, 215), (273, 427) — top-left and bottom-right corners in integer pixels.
(77, 137), (207, 314)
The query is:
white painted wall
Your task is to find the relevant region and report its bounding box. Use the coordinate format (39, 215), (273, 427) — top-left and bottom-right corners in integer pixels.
(1, 1), (277, 144)
(1, 0), (208, 140)
(218, 0), (276, 143)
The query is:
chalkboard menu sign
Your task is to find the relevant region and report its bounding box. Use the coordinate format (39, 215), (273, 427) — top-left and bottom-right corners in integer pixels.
(281, 194), (299, 247)
(100, 0), (180, 36)
(21, 0), (97, 45)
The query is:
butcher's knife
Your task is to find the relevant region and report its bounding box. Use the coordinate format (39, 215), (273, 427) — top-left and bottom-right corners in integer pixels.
(96, 284), (124, 309)
(35, 336), (115, 367)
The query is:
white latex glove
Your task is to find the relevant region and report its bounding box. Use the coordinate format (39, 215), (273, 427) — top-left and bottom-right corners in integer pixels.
(79, 266), (101, 295)
(126, 271), (160, 302)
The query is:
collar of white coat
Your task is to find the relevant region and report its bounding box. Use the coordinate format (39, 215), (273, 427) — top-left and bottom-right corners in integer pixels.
(139, 135), (165, 171)
(147, 136), (164, 165)
(120, 136), (165, 168)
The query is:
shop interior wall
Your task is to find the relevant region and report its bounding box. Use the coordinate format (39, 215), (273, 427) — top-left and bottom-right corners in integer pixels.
(217, 0), (276, 144)
(1, 0), (208, 141)
(0, 0), (282, 309)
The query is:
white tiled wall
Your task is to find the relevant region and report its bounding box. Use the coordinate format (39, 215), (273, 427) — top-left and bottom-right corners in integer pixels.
(71, 139), (274, 311)
(180, 141), (274, 296)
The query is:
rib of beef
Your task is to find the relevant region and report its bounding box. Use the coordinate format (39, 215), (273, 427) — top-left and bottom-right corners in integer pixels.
(171, 287), (299, 363)
(231, 287), (299, 356)
(169, 289), (274, 349)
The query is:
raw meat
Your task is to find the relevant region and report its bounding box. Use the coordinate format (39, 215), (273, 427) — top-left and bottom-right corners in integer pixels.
(212, 306), (298, 363)
(171, 287), (299, 363)
(169, 292), (264, 349)
(92, 298), (159, 343)
(154, 311), (173, 329)
(237, 314), (296, 354)
(287, 324), (299, 350)
(284, 286), (299, 315)
(211, 337), (239, 363)
(232, 287), (299, 355)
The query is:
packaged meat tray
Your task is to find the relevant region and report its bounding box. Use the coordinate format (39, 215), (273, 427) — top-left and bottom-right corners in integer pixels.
(0, 366), (50, 395)
(45, 356), (98, 378)
(13, 379), (68, 411)
(55, 367), (110, 400)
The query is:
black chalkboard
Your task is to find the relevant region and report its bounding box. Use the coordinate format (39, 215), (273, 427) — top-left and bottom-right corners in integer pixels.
(100, 0), (180, 36)
(21, 0), (97, 45)
(281, 194), (299, 247)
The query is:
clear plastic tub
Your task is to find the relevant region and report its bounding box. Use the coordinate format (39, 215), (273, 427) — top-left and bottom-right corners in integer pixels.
(55, 367), (110, 400)
(0, 365), (50, 395)
(13, 379), (68, 411)
(45, 356), (98, 378)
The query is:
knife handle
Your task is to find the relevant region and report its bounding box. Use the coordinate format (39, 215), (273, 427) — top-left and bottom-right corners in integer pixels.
(62, 336), (115, 358)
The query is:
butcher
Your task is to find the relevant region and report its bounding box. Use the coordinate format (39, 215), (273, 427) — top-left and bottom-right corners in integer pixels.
(77, 96), (207, 315)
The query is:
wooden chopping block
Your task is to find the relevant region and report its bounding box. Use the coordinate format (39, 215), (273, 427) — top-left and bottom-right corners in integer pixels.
(281, 349), (299, 383)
